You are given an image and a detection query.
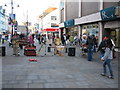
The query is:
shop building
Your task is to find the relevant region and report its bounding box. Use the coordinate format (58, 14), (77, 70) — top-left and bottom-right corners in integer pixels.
(0, 6), (6, 34)
(0, 6), (12, 34)
(100, 6), (120, 47)
(59, 0), (120, 47)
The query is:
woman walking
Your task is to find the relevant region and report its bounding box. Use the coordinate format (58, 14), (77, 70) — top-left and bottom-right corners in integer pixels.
(101, 39), (114, 79)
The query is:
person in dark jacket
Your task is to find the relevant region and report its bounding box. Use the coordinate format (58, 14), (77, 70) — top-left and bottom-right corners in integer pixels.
(86, 35), (94, 61)
(92, 35), (97, 52)
(61, 34), (65, 46)
(37, 34), (41, 44)
(97, 36), (108, 58)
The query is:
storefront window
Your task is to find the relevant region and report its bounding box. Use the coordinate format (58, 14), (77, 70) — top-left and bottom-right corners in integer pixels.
(66, 26), (78, 36)
(82, 24), (99, 37)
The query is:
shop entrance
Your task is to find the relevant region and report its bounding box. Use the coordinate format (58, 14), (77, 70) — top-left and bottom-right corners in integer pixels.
(110, 29), (120, 48)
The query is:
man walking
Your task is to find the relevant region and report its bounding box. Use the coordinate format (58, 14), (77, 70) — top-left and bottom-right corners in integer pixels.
(86, 35), (94, 61)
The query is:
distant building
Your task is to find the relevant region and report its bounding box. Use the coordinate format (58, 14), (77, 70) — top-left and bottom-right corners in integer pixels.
(38, 7), (60, 39)
(0, 6), (10, 34)
(17, 25), (27, 34)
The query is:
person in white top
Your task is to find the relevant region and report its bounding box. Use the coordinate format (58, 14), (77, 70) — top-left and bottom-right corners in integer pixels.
(101, 39), (114, 79)
(2, 33), (5, 44)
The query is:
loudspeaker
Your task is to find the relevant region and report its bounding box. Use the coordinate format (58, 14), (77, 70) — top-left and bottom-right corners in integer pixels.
(48, 47), (51, 52)
(68, 47), (75, 56)
(0, 46), (6, 56)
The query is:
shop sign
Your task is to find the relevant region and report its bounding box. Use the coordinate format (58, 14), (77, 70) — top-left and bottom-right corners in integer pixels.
(100, 7), (117, 21)
(64, 19), (74, 27)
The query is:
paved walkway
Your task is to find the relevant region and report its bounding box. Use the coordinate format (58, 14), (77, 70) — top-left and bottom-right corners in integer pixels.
(1, 40), (119, 88)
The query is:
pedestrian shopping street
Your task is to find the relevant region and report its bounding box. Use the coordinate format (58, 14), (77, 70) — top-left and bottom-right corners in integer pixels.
(1, 40), (119, 88)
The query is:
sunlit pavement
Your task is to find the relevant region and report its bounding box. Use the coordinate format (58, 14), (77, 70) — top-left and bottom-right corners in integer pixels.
(1, 40), (118, 88)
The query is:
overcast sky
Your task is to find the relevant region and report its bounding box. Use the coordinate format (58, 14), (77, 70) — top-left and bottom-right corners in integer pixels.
(0, 0), (59, 25)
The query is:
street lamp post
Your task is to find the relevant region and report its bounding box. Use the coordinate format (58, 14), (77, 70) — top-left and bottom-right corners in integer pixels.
(26, 9), (29, 39)
(5, 0), (19, 37)
(11, 0), (14, 37)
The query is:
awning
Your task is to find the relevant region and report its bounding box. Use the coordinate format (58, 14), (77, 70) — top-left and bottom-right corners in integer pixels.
(104, 20), (120, 28)
(38, 7), (57, 18)
(41, 28), (59, 32)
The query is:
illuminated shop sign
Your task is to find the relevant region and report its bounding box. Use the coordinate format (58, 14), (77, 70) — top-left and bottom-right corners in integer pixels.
(100, 6), (120, 21)
(64, 19), (74, 27)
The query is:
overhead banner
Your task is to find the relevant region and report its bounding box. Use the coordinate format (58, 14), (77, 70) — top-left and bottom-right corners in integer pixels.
(9, 14), (16, 20)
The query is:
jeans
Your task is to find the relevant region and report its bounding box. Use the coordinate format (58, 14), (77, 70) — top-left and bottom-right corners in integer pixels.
(100, 51), (104, 58)
(87, 48), (93, 61)
(70, 42), (74, 46)
(102, 59), (113, 76)
(93, 45), (96, 53)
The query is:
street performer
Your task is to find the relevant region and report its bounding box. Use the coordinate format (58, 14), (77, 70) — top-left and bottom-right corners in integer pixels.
(54, 35), (62, 55)
(12, 31), (20, 56)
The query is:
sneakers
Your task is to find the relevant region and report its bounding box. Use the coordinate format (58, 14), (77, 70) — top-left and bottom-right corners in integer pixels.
(101, 73), (106, 76)
(101, 73), (114, 79)
(108, 76), (114, 79)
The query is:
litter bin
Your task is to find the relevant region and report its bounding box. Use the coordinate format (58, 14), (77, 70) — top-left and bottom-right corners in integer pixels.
(0, 45), (6, 56)
(68, 47), (76, 56)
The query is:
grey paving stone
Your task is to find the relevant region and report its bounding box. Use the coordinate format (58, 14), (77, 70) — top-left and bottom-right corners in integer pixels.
(15, 75), (27, 80)
(28, 83), (44, 88)
(2, 80), (9, 84)
(62, 82), (82, 88)
(39, 75), (50, 79)
(13, 84), (28, 88)
(46, 79), (56, 83)
(75, 81), (89, 86)
(88, 84), (110, 88)
(2, 75), (16, 80)
(44, 83), (64, 88)
(2, 84), (13, 88)
(18, 80), (32, 84)
(26, 75), (39, 80)
(8, 80), (18, 84)
(106, 83), (118, 88)
(32, 79), (46, 83)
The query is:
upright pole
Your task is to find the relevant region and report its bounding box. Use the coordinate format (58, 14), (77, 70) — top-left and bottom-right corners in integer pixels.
(26, 9), (28, 38)
(11, 0), (14, 37)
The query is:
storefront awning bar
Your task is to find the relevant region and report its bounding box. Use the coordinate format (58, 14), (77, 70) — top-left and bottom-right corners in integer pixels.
(75, 12), (101, 25)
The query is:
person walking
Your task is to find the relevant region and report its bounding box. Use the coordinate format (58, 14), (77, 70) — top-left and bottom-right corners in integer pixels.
(92, 35), (97, 53)
(86, 35), (94, 61)
(61, 34), (65, 46)
(97, 36), (108, 58)
(52, 34), (55, 45)
(101, 39), (114, 79)
(37, 34), (41, 44)
(2, 32), (5, 44)
(81, 35), (87, 55)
